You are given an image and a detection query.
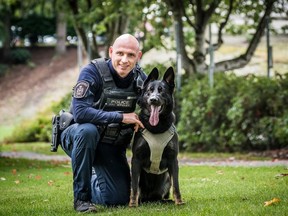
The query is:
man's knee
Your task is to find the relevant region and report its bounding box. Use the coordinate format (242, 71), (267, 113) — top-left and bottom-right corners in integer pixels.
(74, 123), (100, 149)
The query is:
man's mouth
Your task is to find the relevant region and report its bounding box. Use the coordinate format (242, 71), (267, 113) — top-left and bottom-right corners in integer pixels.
(119, 64), (129, 70)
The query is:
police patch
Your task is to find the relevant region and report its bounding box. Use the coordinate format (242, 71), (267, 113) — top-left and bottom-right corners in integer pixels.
(73, 81), (89, 98)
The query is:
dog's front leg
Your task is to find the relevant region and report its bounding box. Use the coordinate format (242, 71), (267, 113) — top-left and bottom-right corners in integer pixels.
(129, 158), (141, 207)
(169, 159), (184, 205)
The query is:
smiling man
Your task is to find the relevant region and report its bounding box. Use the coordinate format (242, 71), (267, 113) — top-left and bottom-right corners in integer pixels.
(59, 34), (146, 213)
(109, 34), (142, 77)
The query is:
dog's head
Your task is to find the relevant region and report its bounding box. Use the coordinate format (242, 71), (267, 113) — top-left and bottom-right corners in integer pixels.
(139, 67), (175, 127)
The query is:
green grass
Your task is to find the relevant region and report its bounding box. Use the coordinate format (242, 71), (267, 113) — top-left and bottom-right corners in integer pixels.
(0, 142), (66, 156)
(0, 125), (14, 142)
(0, 157), (287, 216)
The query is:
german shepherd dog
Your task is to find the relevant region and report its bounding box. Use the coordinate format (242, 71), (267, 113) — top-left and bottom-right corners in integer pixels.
(129, 67), (184, 207)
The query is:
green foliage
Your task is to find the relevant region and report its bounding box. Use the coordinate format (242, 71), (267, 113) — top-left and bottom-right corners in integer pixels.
(13, 14), (56, 40)
(143, 62), (176, 78)
(8, 116), (52, 143)
(50, 92), (72, 114)
(7, 48), (31, 64)
(5, 93), (72, 143)
(178, 73), (288, 152)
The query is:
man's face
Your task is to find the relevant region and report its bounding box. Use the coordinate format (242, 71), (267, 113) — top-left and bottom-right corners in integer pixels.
(109, 37), (142, 78)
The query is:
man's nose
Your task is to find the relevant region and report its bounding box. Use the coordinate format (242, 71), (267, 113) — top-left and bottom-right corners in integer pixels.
(121, 55), (128, 63)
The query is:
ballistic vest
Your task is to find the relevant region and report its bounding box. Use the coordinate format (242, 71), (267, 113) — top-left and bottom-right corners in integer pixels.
(91, 58), (143, 113)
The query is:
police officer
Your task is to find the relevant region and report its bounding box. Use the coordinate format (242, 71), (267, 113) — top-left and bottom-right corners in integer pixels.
(60, 34), (145, 213)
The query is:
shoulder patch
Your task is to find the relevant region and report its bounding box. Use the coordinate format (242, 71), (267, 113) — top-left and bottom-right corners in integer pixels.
(73, 81), (89, 98)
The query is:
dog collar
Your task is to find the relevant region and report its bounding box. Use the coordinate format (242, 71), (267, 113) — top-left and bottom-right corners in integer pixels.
(142, 125), (176, 174)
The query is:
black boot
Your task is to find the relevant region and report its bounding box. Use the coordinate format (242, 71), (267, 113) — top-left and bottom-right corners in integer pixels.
(74, 199), (97, 213)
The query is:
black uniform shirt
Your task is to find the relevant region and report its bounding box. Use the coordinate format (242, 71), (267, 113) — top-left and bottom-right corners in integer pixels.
(72, 59), (145, 125)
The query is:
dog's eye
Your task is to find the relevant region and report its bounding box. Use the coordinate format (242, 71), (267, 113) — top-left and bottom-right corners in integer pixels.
(158, 86), (162, 92)
(149, 86), (154, 92)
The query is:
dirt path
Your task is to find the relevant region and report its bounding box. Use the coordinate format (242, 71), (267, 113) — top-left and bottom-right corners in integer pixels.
(0, 151), (287, 167)
(0, 46), (81, 125)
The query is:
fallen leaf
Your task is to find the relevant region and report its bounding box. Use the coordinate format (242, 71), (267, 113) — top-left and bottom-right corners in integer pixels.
(15, 180), (20, 184)
(35, 175), (42, 180)
(12, 169), (17, 175)
(1, 177), (6, 181)
(216, 170), (224, 175)
(275, 173), (288, 179)
(64, 172), (71, 176)
(264, 198), (280, 207)
(48, 180), (54, 186)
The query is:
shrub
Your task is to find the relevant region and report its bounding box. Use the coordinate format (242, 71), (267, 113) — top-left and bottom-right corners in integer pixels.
(5, 93), (72, 143)
(50, 93), (72, 114)
(0, 64), (8, 77)
(7, 48), (31, 64)
(177, 73), (288, 152)
(7, 116), (51, 143)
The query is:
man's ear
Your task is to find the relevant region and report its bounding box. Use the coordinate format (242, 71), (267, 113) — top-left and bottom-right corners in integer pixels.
(108, 46), (113, 58)
(137, 51), (143, 61)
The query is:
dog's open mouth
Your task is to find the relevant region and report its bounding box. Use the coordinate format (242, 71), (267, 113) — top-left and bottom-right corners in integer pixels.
(149, 105), (162, 126)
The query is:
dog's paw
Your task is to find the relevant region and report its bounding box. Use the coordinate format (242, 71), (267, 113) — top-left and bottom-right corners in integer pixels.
(129, 200), (138, 207)
(175, 199), (185, 205)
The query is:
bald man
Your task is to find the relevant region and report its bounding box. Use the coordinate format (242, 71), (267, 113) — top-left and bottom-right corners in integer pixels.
(60, 34), (146, 212)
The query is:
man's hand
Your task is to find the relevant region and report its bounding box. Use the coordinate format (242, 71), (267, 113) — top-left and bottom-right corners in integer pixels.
(122, 113), (144, 132)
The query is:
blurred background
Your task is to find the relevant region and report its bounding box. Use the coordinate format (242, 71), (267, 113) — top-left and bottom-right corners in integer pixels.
(0, 0), (287, 156)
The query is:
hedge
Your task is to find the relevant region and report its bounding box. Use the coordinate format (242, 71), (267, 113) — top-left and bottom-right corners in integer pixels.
(177, 73), (288, 152)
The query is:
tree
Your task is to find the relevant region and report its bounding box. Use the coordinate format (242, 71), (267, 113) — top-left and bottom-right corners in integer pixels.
(164, 0), (282, 75)
(0, 0), (17, 61)
(65, 0), (173, 58)
(66, 0), (133, 58)
(55, 11), (67, 55)
(54, 0), (69, 55)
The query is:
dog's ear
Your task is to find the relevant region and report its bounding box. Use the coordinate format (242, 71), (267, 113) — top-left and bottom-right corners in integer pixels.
(143, 67), (159, 87)
(163, 67), (175, 92)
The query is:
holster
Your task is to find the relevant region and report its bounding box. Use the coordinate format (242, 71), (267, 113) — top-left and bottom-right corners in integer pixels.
(59, 110), (74, 130)
(50, 110), (74, 152)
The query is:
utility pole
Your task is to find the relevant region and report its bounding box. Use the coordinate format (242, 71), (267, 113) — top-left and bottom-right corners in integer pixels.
(208, 24), (214, 88)
(174, 21), (182, 92)
(266, 17), (273, 78)
(77, 37), (83, 71)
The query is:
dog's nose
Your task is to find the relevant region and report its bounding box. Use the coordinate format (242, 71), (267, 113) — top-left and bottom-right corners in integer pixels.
(149, 96), (160, 105)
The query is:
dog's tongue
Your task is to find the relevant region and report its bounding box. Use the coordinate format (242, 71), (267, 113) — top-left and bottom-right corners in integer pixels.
(149, 105), (161, 126)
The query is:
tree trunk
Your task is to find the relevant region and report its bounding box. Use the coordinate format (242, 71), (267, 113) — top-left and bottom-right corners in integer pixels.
(67, 0), (100, 59)
(2, 9), (11, 61)
(55, 12), (66, 55)
(165, 0), (194, 74)
(193, 29), (208, 74)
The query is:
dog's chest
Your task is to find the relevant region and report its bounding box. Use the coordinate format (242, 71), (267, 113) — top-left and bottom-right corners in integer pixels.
(141, 125), (175, 174)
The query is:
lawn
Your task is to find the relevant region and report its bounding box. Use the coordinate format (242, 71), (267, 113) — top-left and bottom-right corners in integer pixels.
(0, 154), (287, 215)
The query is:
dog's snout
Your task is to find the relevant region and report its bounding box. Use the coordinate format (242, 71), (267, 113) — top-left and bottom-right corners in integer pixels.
(150, 97), (158, 103)
(148, 94), (160, 105)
